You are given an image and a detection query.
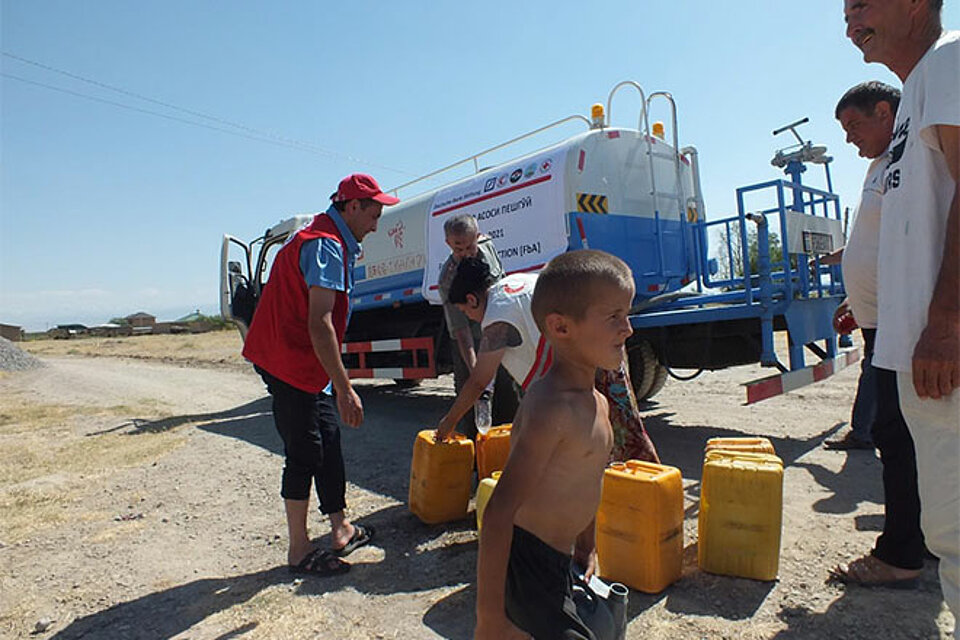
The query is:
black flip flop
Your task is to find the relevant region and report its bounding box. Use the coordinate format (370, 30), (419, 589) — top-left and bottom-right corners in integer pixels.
(333, 523), (375, 557)
(289, 548), (350, 576)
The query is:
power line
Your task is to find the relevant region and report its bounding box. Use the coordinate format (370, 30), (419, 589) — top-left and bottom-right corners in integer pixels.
(1, 51), (415, 176)
(1, 72), (327, 153)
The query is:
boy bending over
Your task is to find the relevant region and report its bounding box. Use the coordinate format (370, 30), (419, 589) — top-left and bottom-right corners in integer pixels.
(475, 250), (635, 640)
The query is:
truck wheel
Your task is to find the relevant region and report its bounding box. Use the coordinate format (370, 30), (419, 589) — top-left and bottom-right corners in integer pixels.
(627, 340), (668, 402)
(644, 363), (668, 400)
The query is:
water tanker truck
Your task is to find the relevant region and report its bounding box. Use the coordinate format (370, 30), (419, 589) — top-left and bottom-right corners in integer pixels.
(221, 81), (856, 415)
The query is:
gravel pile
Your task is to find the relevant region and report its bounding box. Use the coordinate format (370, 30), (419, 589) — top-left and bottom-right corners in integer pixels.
(0, 336), (44, 372)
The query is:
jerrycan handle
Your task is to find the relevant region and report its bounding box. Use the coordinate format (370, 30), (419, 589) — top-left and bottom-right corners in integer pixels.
(609, 460), (658, 474)
(607, 460), (666, 477)
(431, 431), (468, 445)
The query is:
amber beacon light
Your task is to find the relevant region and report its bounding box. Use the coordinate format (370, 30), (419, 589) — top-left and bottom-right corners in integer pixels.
(591, 103), (605, 128)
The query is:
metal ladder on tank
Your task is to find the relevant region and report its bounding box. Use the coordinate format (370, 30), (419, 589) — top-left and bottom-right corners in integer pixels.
(606, 82), (693, 283)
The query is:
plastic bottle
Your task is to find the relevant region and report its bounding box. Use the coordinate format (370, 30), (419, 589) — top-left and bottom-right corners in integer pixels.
(474, 389), (492, 435)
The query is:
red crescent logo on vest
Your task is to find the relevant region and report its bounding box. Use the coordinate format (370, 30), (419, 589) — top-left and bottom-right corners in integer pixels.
(503, 283), (525, 294)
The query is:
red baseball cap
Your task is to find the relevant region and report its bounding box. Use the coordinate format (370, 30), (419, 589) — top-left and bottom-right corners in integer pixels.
(330, 173), (400, 206)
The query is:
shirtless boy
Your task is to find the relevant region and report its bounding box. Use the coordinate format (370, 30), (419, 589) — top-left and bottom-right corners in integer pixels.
(474, 250), (635, 640)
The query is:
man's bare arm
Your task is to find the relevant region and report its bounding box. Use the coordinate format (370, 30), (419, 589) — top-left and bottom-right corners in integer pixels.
(453, 326), (477, 371)
(819, 247), (844, 267)
(434, 346), (504, 441)
(434, 322), (522, 440)
(913, 124), (960, 399)
(433, 323), (520, 441)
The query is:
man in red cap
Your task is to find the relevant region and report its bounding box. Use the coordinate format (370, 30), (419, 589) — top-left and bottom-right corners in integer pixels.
(243, 173), (399, 576)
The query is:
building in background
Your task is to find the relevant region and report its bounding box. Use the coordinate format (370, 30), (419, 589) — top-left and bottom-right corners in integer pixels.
(48, 324), (88, 339)
(0, 323), (25, 342)
(125, 312), (156, 335)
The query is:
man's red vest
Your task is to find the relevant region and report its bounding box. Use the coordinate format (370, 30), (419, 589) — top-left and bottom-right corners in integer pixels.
(242, 213), (351, 393)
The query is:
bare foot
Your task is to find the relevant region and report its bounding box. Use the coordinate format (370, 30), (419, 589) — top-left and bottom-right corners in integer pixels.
(330, 521), (356, 550)
(829, 554), (921, 587)
(288, 541), (319, 566)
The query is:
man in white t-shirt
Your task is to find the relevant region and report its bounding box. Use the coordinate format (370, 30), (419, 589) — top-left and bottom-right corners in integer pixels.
(827, 82), (927, 590)
(844, 0), (959, 617)
(824, 81), (892, 451)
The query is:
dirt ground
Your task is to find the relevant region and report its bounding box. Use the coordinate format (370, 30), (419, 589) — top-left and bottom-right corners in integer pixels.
(1, 331), (954, 639)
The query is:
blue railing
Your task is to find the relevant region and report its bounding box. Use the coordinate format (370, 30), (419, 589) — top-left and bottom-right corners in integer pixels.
(631, 177), (846, 371)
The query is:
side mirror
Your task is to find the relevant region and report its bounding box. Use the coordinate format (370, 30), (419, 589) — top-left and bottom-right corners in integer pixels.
(228, 261), (243, 275)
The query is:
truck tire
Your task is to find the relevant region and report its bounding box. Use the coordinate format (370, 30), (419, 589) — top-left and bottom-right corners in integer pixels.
(644, 363), (668, 400)
(627, 340), (669, 402)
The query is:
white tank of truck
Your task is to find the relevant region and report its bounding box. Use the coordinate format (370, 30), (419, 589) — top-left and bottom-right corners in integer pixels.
(222, 83), (704, 396)
(349, 92), (703, 314)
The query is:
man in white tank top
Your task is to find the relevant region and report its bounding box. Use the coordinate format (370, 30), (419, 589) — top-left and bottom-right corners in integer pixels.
(434, 258), (547, 442)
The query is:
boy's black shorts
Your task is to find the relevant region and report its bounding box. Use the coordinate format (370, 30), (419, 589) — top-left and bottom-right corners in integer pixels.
(504, 525), (596, 640)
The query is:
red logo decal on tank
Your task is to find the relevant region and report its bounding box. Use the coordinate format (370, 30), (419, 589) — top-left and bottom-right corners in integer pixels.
(503, 284), (525, 294)
(387, 221), (405, 248)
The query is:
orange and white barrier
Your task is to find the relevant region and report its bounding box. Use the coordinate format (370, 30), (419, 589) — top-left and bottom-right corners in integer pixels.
(743, 347), (860, 405)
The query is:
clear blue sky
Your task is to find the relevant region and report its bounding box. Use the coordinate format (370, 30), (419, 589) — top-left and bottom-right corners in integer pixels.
(2, 1), (954, 331)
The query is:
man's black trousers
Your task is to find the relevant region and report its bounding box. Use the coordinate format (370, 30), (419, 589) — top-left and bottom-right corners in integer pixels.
(257, 367), (347, 514)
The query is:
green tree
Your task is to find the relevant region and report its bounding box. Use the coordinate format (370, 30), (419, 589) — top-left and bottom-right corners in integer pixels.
(196, 313), (230, 330)
(717, 223), (785, 279)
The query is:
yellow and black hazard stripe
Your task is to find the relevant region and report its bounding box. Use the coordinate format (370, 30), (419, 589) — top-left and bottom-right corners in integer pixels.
(576, 193), (608, 214)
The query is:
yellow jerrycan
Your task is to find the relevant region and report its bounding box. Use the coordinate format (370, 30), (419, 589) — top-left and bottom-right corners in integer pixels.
(476, 424), (512, 480)
(408, 430), (475, 524)
(704, 437), (776, 456)
(475, 470), (501, 531)
(698, 450), (783, 581)
(596, 460), (684, 593)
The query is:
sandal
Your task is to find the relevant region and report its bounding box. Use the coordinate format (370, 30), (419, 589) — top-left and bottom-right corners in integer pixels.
(829, 554), (920, 589)
(333, 523), (375, 557)
(289, 548), (350, 576)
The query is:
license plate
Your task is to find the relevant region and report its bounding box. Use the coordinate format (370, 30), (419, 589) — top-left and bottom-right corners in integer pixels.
(803, 231), (834, 254)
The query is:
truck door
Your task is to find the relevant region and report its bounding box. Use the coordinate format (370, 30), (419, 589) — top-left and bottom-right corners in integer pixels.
(220, 234), (257, 339)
